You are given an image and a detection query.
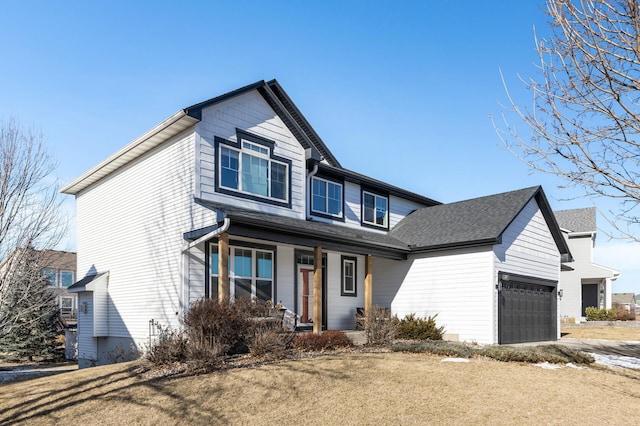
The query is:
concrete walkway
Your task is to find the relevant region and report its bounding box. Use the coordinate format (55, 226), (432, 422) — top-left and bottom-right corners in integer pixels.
(0, 362), (77, 384)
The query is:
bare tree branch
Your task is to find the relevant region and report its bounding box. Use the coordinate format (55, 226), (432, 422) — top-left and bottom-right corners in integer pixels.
(0, 117), (67, 339)
(495, 0), (640, 240)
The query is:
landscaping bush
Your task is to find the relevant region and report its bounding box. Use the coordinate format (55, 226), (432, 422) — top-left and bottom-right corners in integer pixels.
(585, 307), (617, 321)
(397, 313), (445, 340)
(293, 330), (354, 351)
(392, 340), (475, 358)
(615, 309), (636, 321)
(356, 305), (399, 346)
(145, 326), (187, 366)
(391, 341), (594, 365)
(183, 298), (258, 357)
(249, 327), (295, 359)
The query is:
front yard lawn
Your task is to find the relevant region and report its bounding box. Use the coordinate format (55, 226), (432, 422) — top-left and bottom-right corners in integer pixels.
(1, 351), (639, 425)
(561, 325), (640, 341)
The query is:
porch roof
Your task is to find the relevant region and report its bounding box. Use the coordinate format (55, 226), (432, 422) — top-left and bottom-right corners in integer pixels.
(187, 201), (411, 260)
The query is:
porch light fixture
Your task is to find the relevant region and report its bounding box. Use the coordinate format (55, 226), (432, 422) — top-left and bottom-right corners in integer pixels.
(558, 289), (563, 298)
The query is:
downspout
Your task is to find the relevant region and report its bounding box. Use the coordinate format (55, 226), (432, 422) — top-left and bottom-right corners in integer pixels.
(306, 162), (319, 220)
(184, 217), (231, 251)
(181, 216), (230, 315)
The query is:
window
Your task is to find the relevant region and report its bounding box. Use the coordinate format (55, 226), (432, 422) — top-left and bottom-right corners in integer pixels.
(60, 270), (74, 288)
(311, 177), (343, 218)
(217, 135), (289, 203)
(60, 296), (75, 318)
(341, 256), (357, 296)
(362, 191), (388, 228)
(209, 243), (274, 302)
(44, 268), (57, 287)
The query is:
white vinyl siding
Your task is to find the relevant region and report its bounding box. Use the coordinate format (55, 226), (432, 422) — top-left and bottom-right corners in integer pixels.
(76, 292), (96, 362)
(76, 128), (214, 343)
(325, 252), (364, 330)
(374, 248), (496, 344)
(494, 199), (561, 282)
(197, 91), (305, 218)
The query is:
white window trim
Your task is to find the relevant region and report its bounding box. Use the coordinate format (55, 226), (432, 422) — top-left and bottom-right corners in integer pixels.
(311, 176), (343, 218)
(362, 191), (389, 228)
(219, 140), (289, 203)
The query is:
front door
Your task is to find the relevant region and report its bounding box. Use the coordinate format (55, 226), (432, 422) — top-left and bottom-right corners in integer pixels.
(298, 265), (314, 327)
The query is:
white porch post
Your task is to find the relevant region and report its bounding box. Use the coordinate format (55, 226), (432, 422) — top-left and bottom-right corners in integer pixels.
(218, 232), (230, 301)
(364, 254), (373, 316)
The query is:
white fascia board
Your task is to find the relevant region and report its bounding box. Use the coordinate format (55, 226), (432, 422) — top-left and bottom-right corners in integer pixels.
(60, 111), (199, 195)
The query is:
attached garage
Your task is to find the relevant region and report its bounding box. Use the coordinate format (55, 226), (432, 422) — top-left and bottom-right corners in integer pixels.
(498, 272), (557, 344)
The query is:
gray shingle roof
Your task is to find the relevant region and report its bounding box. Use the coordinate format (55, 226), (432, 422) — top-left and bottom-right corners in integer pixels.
(191, 200), (411, 259)
(554, 207), (596, 233)
(390, 186), (552, 251)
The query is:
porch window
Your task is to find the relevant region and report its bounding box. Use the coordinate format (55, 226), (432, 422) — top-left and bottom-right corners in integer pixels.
(311, 177), (343, 218)
(210, 243), (274, 302)
(341, 256), (357, 296)
(362, 191), (388, 228)
(218, 139), (289, 202)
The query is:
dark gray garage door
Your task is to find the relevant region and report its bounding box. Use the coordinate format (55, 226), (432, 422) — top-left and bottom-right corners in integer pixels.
(498, 273), (557, 344)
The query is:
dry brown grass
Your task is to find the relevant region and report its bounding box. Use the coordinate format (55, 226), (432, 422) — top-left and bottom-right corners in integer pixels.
(1, 352), (639, 425)
(561, 326), (640, 341)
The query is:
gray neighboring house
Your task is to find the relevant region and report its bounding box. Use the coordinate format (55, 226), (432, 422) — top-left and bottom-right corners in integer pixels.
(612, 293), (637, 314)
(555, 208), (620, 322)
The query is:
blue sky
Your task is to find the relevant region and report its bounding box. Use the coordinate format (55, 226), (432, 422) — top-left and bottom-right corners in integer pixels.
(1, 1), (638, 293)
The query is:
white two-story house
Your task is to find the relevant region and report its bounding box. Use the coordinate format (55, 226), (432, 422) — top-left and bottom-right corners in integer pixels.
(555, 208), (620, 322)
(62, 80), (571, 367)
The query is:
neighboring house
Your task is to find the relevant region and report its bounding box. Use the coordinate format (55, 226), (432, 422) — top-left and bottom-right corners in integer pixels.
(0, 248), (77, 324)
(555, 208), (620, 322)
(61, 80), (571, 368)
(40, 250), (78, 324)
(612, 293), (637, 315)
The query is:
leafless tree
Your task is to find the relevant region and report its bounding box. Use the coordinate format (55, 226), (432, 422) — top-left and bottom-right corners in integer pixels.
(495, 0), (640, 239)
(0, 118), (66, 339)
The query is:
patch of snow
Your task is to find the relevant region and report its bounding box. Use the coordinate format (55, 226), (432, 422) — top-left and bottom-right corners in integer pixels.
(588, 353), (640, 369)
(565, 363), (584, 370)
(441, 358), (470, 363)
(534, 362), (562, 370)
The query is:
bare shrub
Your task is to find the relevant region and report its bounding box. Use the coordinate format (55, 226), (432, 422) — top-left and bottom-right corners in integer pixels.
(292, 331), (352, 352)
(183, 298), (257, 357)
(249, 327), (295, 360)
(145, 326), (187, 366)
(356, 306), (398, 346)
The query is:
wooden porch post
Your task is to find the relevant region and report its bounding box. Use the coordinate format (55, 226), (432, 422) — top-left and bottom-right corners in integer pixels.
(313, 246), (323, 334)
(364, 254), (373, 316)
(218, 232), (230, 301)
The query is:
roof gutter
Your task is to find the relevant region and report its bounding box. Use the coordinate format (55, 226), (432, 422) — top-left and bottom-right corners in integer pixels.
(60, 110), (199, 195)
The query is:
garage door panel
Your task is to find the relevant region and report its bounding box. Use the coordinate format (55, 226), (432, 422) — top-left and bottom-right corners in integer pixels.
(499, 277), (557, 344)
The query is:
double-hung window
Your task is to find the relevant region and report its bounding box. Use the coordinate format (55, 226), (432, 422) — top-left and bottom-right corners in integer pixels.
(311, 177), (343, 218)
(362, 191), (389, 228)
(209, 244), (274, 302)
(44, 268), (57, 287)
(60, 270), (74, 287)
(341, 256), (357, 296)
(218, 137), (289, 203)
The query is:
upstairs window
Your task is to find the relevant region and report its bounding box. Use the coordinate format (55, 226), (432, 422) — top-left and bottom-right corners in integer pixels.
(60, 270), (74, 288)
(217, 132), (290, 204)
(311, 177), (343, 218)
(44, 268), (57, 286)
(362, 191), (389, 228)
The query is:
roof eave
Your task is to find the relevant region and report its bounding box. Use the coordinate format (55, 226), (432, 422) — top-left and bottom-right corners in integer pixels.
(60, 111), (198, 195)
(410, 238), (499, 253)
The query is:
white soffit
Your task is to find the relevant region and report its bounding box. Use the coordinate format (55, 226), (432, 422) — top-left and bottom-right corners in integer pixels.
(60, 111), (198, 195)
